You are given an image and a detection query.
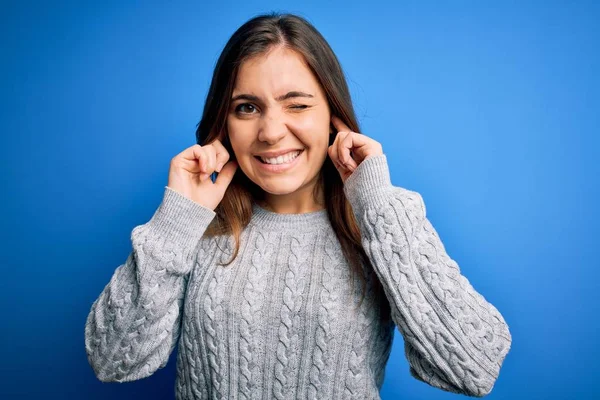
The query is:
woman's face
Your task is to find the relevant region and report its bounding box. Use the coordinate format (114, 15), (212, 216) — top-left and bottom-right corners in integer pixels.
(227, 46), (331, 201)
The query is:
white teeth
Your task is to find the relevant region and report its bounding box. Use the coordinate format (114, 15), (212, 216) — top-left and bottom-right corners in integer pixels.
(260, 150), (301, 165)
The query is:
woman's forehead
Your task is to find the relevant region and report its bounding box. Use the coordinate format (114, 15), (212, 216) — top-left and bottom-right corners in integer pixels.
(234, 48), (323, 99)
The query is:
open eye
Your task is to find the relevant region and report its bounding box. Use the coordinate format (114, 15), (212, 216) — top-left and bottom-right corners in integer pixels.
(235, 103), (258, 114)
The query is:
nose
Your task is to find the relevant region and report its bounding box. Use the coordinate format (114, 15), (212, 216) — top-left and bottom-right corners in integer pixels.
(257, 110), (287, 145)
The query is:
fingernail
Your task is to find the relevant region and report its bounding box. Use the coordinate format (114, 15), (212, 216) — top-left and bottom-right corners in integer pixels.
(216, 162), (224, 172)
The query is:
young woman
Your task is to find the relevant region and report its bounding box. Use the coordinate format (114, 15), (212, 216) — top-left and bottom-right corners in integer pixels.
(85, 12), (512, 399)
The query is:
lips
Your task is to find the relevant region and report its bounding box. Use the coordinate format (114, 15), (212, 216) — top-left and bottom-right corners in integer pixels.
(253, 148), (304, 172)
(254, 148), (304, 158)
(255, 149), (304, 164)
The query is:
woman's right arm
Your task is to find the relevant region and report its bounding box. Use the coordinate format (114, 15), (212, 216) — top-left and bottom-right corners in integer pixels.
(84, 186), (216, 382)
(85, 141), (237, 382)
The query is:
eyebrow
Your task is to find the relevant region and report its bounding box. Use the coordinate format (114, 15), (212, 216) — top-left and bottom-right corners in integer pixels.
(230, 91), (314, 103)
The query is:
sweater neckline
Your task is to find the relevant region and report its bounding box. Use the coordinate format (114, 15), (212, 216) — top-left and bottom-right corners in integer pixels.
(249, 201), (330, 231)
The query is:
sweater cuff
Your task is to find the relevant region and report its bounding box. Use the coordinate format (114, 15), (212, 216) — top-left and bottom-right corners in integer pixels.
(146, 186), (216, 249)
(343, 154), (394, 215)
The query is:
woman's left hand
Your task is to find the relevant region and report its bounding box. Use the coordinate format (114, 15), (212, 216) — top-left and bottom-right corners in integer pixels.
(328, 115), (384, 183)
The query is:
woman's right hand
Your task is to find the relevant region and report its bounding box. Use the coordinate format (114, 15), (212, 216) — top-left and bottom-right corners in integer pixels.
(167, 139), (238, 211)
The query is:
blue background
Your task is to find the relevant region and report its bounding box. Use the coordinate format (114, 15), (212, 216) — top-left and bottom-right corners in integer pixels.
(1, 1), (598, 399)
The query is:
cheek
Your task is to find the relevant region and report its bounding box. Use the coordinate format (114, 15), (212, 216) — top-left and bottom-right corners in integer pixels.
(290, 114), (330, 144)
(227, 120), (250, 151)
(293, 113), (322, 131)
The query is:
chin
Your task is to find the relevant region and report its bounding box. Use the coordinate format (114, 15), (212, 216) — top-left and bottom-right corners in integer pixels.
(257, 180), (303, 196)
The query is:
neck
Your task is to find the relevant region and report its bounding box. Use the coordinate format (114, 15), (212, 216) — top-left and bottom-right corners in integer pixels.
(250, 199), (330, 230)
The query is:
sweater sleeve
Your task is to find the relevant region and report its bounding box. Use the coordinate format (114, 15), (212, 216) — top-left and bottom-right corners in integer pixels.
(84, 186), (216, 382)
(343, 154), (512, 397)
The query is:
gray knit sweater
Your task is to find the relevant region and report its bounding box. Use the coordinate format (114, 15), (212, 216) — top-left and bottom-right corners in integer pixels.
(85, 154), (512, 399)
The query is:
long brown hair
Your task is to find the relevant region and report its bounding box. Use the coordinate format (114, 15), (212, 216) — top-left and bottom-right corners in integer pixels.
(196, 12), (384, 310)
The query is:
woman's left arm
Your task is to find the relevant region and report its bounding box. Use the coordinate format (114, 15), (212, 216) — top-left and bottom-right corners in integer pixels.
(343, 154), (512, 397)
(328, 118), (512, 397)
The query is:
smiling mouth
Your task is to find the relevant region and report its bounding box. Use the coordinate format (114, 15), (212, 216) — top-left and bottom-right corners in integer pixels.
(254, 149), (304, 164)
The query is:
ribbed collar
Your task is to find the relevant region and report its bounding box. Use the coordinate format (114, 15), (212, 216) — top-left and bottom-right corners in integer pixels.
(249, 201), (330, 231)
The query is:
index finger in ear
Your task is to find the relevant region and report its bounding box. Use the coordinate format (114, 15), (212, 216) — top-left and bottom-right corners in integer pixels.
(331, 114), (351, 133)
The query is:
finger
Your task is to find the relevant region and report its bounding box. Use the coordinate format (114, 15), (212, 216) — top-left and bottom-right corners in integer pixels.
(331, 114), (352, 134)
(327, 136), (340, 168)
(328, 141), (347, 173)
(185, 145), (211, 182)
(204, 146), (216, 174)
(351, 132), (382, 163)
(337, 132), (358, 171)
(190, 145), (212, 172)
(179, 144), (203, 162)
(345, 132), (374, 163)
(200, 150), (214, 182)
(192, 149), (208, 181)
(210, 139), (230, 172)
(176, 144), (206, 174)
(214, 160), (238, 189)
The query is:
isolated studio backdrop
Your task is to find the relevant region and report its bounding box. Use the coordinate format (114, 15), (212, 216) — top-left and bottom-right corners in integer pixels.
(1, 1), (599, 400)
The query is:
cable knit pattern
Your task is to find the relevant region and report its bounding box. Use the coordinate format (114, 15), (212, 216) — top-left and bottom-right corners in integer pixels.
(273, 234), (313, 399)
(203, 235), (236, 399)
(176, 237), (219, 400)
(372, 316), (394, 389)
(239, 230), (275, 400)
(343, 266), (377, 398)
(85, 155), (511, 399)
(343, 154), (512, 397)
(307, 235), (344, 400)
(85, 186), (215, 383)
